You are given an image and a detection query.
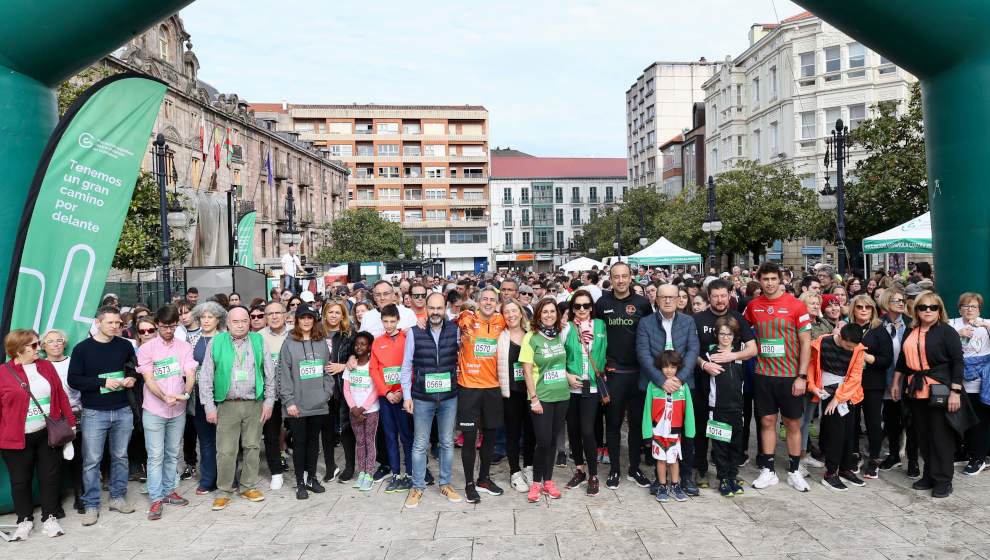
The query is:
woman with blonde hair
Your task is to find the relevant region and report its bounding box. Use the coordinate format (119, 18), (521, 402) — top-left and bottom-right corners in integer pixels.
(496, 298), (535, 492)
(322, 300), (356, 482)
(847, 294), (893, 479)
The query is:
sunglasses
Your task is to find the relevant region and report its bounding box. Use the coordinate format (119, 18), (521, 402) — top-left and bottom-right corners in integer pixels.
(26, 341), (40, 350)
(854, 304), (873, 310)
(916, 304), (940, 312)
(138, 327), (157, 335)
(890, 298), (905, 304)
(250, 313), (266, 319)
(411, 293), (427, 299)
(573, 302), (593, 310)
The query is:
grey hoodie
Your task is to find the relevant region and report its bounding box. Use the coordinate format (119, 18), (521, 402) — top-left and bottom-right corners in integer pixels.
(277, 336), (334, 417)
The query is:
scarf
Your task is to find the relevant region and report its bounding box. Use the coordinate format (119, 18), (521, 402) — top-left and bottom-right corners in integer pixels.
(538, 324), (559, 339)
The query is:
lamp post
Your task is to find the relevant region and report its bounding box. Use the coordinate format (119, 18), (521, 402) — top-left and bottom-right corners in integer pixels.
(639, 206), (648, 249)
(821, 118), (850, 276)
(588, 230), (597, 257)
(614, 214), (621, 258)
(152, 133), (186, 304)
(280, 187), (302, 249)
(701, 175), (723, 272)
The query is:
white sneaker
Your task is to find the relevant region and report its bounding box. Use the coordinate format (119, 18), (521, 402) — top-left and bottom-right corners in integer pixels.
(801, 455), (825, 469)
(752, 468), (779, 489)
(42, 515), (64, 538)
(12, 519), (32, 541)
(510, 471), (528, 493)
(787, 470), (810, 492)
(270, 474), (284, 490)
(523, 465), (534, 485)
(798, 464), (810, 478)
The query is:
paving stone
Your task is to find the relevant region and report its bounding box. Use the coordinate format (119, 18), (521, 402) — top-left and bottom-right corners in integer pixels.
(304, 541), (389, 559)
(192, 517), (289, 548)
(436, 509), (514, 538)
(735, 494), (826, 523)
(637, 525), (740, 558)
(587, 502), (675, 531)
(555, 529), (651, 559)
(875, 514), (990, 547)
(718, 521), (825, 556)
(786, 550), (886, 560)
(878, 545), (987, 560)
(514, 506), (594, 535)
(663, 494), (754, 526)
(472, 534), (560, 559)
(111, 520), (212, 550)
(797, 517), (904, 551)
(200, 544), (308, 560)
(385, 537), (473, 559)
(358, 511), (439, 542)
(272, 515), (359, 544)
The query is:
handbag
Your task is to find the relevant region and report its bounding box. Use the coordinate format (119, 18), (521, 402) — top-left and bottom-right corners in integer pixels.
(576, 322), (610, 404)
(5, 363), (76, 447)
(912, 330), (949, 408)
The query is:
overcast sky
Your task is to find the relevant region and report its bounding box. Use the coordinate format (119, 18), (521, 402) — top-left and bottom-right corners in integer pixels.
(180, 0), (803, 158)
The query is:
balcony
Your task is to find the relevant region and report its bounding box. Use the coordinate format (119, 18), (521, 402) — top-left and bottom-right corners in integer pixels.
(520, 198), (530, 205)
(520, 219), (530, 226)
(274, 162), (289, 180)
(503, 197), (513, 205)
(572, 218), (582, 225)
(449, 199), (488, 208)
(605, 196), (614, 203)
(588, 196), (598, 203)
(521, 243), (531, 250)
(298, 173), (313, 187)
(533, 242), (552, 250)
(447, 176), (489, 184)
(571, 197), (582, 203)
(505, 219), (513, 226)
(462, 171), (485, 179)
(504, 243), (512, 250)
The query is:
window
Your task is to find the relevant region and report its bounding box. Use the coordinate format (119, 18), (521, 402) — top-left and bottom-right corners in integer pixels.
(463, 188), (484, 200)
(404, 209), (423, 222)
(736, 84), (743, 107)
(378, 188), (399, 200)
(752, 130), (761, 161)
(605, 186), (614, 202)
(504, 209), (513, 225)
(426, 209), (447, 221)
(522, 231), (530, 248)
(261, 228), (267, 257)
(849, 104), (866, 130)
(712, 148), (719, 173)
(425, 166), (445, 178)
(318, 122), (326, 133)
(590, 208), (597, 219)
(425, 188), (446, 200)
(329, 122), (351, 134)
(377, 144), (398, 156)
(556, 231), (564, 249)
(356, 144), (373, 156)
(376, 122), (398, 134)
(770, 122), (779, 155)
(736, 136), (743, 157)
(751, 78), (760, 108)
(711, 104), (717, 128)
(769, 66), (777, 100)
(825, 46), (841, 81)
(462, 145), (484, 156)
(801, 176), (816, 190)
(357, 188), (374, 200)
(450, 229), (487, 244)
(354, 166), (373, 178)
(402, 123), (421, 134)
(646, 78), (654, 93)
(520, 188), (529, 204)
(848, 43), (866, 78)
(555, 208), (563, 225)
(410, 230), (444, 245)
(329, 144), (352, 157)
(571, 186), (580, 202)
(503, 188), (513, 203)
(589, 186), (598, 202)
(536, 230), (551, 249)
(521, 209), (530, 225)
(879, 55), (896, 74)
(294, 122), (315, 133)
(403, 144), (421, 156)
(646, 105), (655, 119)
(801, 112), (817, 140)
(404, 188), (422, 200)
(404, 165), (421, 178)
(825, 107), (841, 134)
(800, 52), (815, 77)
(683, 143), (696, 187)
(572, 208), (581, 225)
(534, 207), (551, 226)
(158, 25), (170, 61)
(354, 122), (372, 134)
(378, 166), (399, 178)
(424, 144), (445, 156)
(463, 167), (484, 178)
(505, 231), (512, 248)
(423, 122), (445, 135)
(379, 210), (400, 222)
(449, 145), (457, 156)
(555, 186), (563, 203)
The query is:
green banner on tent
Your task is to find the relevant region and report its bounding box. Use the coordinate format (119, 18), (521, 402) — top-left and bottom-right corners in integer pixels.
(2, 73), (167, 350)
(237, 210), (257, 268)
(629, 255), (704, 265)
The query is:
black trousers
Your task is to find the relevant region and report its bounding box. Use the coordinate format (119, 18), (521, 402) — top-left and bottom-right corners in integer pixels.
(1, 429), (61, 523)
(183, 409), (198, 466)
(692, 381), (711, 474)
(909, 397), (957, 485)
(964, 392), (990, 461)
(504, 392), (535, 474)
(604, 373), (644, 475)
(262, 400), (284, 475)
(567, 393), (600, 477)
(819, 393), (857, 473)
(710, 408), (745, 480)
(883, 398), (918, 464)
(531, 400), (568, 483)
(860, 388), (885, 460)
(287, 415), (325, 483)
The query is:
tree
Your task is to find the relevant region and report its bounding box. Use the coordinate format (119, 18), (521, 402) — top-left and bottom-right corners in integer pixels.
(56, 67), (119, 116)
(113, 171), (193, 270)
(317, 208), (418, 263)
(846, 81), (927, 245)
(574, 187), (672, 256)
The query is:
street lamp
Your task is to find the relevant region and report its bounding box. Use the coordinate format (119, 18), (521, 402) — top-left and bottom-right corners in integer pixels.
(588, 230), (597, 256)
(639, 206), (648, 248)
(279, 187), (302, 247)
(821, 118), (850, 275)
(614, 214), (622, 258)
(701, 175), (723, 271)
(152, 133), (185, 303)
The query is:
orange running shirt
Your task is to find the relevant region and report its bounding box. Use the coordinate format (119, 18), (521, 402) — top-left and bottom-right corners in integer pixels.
(456, 309), (506, 388)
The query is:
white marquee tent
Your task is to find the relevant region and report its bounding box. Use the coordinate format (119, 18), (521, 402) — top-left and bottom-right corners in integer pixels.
(560, 256), (606, 272)
(628, 237), (703, 266)
(862, 212), (932, 254)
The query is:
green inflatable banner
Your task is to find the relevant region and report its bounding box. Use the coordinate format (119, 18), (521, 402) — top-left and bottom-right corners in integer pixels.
(237, 210), (257, 269)
(1, 72), (167, 350)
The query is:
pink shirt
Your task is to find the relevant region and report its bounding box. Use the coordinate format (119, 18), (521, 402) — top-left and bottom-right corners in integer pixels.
(137, 335), (198, 419)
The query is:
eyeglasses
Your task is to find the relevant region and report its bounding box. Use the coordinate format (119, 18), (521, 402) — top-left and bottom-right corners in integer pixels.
(658, 296), (677, 301)
(890, 298), (905, 304)
(411, 293), (427, 299)
(289, 303), (299, 308)
(157, 324), (177, 331)
(854, 304), (873, 310)
(250, 313), (266, 319)
(717, 332), (735, 337)
(573, 302), (593, 310)
(373, 291), (392, 298)
(43, 338), (65, 345)
(265, 311), (285, 316)
(960, 304), (980, 310)
(138, 327), (157, 335)
(26, 341), (40, 350)
(916, 304), (941, 312)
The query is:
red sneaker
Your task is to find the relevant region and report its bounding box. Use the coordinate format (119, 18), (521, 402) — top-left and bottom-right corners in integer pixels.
(527, 482), (541, 503)
(163, 492), (189, 506)
(147, 501), (163, 520)
(542, 480), (561, 499)
(455, 433), (464, 448)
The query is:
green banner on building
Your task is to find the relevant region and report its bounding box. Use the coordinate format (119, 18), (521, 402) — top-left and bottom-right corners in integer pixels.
(237, 210), (257, 268)
(1, 73), (167, 350)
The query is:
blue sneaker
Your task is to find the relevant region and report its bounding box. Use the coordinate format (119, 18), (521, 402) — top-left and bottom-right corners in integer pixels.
(670, 482), (688, 502)
(353, 472), (365, 489)
(396, 474), (412, 492)
(718, 479), (735, 498)
(730, 479), (745, 495)
(385, 475), (402, 493)
(359, 474), (373, 491)
(655, 483), (669, 502)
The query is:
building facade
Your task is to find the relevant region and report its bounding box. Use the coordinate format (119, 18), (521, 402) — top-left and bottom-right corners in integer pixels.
(626, 60), (718, 191)
(702, 11), (916, 270)
(98, 14), (347, 270)
(252, 103), (491, 275)
(490, 157), (627, 272)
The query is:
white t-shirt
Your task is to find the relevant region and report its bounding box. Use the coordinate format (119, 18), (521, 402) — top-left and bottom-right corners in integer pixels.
(344, 365), (379, 413)
(583, 284), (603, 302)
(281, 252), (301, 277)
(949, 317), (989, 393)
(22, 363), (52, 434)
(359, 305), (418, 337)
(50, 357), (81, 410)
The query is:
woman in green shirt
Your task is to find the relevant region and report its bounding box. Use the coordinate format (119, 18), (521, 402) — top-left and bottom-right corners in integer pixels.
(520, 297), (569, 503)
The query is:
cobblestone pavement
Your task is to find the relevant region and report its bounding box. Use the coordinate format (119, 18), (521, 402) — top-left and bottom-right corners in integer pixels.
(4, 440), (990, 559)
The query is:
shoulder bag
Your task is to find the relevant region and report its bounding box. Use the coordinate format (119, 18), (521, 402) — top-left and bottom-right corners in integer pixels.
(4, 363), (76, 447)
(575, 322), (610, 404)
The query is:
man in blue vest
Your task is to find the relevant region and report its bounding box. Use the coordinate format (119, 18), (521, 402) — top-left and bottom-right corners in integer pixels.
(401, 293), (463, 508)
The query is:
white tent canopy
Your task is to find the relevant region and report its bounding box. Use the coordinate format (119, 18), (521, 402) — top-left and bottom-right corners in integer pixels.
(862, 212), (932, 254)
(560, 256), (606, 272)
(628, 236), (703, 266)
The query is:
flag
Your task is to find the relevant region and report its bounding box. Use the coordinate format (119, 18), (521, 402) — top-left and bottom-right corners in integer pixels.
(225, 127), (233, 169)
(265, 148), (273, 186)
(200, 114), (206, 160)
(213, 124), (222, 169)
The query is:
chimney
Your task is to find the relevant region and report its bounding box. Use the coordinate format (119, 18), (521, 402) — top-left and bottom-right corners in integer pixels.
(281, 99), (287, 111)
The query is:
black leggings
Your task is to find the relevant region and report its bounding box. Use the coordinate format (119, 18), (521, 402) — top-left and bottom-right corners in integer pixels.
(504, 392), (535, 474)
(287, 414), (325, 483)
(1, 429), (60, 523)
(860, 388), (885, 460)
(461, 426), (495, 484)
(263, 400), (284, 475)
(567, 393), (600, 476)
(882, 398), (918, 464)
(183, 409), (198, 466)
(605, 373), (644, 475)
(531, 400), (568, 483)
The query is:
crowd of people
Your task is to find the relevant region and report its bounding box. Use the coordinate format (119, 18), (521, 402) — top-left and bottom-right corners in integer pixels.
(2, 258), (987, 542)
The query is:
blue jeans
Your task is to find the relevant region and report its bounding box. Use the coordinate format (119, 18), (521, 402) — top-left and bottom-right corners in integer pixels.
(81, 407), (133, 509)
(412, 397), (457, 491)
(379, 397), (413, 475)
(143, 410), (186, 503)
(192, 389), (218, 491)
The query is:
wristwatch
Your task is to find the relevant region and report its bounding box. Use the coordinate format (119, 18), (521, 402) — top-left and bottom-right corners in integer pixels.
(183, 392), (191, 400)
(797, 373), (807, 379)
(951, 388), (962, 394)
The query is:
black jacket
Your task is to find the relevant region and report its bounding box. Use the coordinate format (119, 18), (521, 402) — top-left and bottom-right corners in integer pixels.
(854, 323), (894, 391)
(895, 322), (964, 387)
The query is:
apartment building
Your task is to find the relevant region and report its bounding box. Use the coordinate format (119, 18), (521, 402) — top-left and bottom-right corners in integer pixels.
(490, 157), (627, 272)
(626, 60), (717, 190)
(703, 11), (915, 269)
(253, 103), (490, 274)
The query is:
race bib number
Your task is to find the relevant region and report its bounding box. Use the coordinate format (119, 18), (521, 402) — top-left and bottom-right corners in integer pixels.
(234, 369), (251, 382)
(349, 369), (371, 389)
(542, 365), (566, 384)
(99, 371), (125, 394)
(425, 372), (452, 393)
(299, 359), (324, 380)
(512, 362), (524, 382)
(706, 419), (733, 442)
(474, 338), (497, 357)
(271, 353), (280, 369)
(383, 366), (401, 385)
(759, 337), (785, 358)
(581, 356), (591, 379)
(153, 356), (181, 379)
(25, 396), (51, 424)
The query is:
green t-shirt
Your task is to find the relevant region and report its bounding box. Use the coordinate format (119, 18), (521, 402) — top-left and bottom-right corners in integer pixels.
(519, 331), (570, 403)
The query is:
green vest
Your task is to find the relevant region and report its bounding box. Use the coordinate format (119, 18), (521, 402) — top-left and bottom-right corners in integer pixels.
(564, 319), (608, 388)
(210, 331), (265, 402)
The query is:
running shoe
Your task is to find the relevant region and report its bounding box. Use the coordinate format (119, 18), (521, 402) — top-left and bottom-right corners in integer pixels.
(752, 468), (779, 489)
(477, 478), (504, 496)
(565, 471), (587, 489)
(822, 473), (847, 492)
(669, 482), (688, 502)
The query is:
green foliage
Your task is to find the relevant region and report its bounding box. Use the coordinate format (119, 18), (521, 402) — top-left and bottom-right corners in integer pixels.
(113, 172), (193, 270)
(847, 82), (927, 245)
(317, 208), (419, 263)
(574, 187), (671, 256)
(56, 67), (120, 117)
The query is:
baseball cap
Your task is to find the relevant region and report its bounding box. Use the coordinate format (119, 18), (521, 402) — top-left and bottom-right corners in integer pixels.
(300, 291), (315, 303)
(295, 304), (319, 319)
(904, 283), (925, 297)
(518, 284), (535, 295)
(917, 279), (934, 290)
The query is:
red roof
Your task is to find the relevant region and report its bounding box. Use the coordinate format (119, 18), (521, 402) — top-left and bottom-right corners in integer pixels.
(781, 11), (813, 23)
(249, 103), (289, 113)
(491, 157), (626, 179)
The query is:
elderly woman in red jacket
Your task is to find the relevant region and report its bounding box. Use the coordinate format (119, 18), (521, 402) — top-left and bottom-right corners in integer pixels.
(0, 329), (77, 541)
